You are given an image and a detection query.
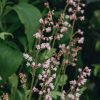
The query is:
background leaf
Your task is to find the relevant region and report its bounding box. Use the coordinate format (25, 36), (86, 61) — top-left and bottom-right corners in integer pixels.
(95, 41), (100, 51)
(0, 32), (13, 40)
(58, 74), (68, 86)
(51, 91), (61, 99)
(93, 64), (100, 76)
(0, 39), (23, 79)
(13, 3), (42, 52)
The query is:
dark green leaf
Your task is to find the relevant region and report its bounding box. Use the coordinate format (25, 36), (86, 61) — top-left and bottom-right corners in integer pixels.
(18, 35), (28, 52)
(93, 64), (100, 76)
(0, 39), (23, 79)
(95, 41), (100, 51)
(13, 3), (42, 52)
(19, 0), (28, 3)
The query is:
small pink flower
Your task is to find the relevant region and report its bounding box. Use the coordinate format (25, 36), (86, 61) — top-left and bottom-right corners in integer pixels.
(78, 37), (84, 44)
(60, 27), (67, 33)
(33, 87), (39, 92)
(80, 16), (85, 21)
(59, 44), (65, 48)
(77, 6), (81, 11)
(77, 29), (83, 35)
(33, 32), (41, 38)
(46, 27), (51, 33)
(69, 14), (76, 20)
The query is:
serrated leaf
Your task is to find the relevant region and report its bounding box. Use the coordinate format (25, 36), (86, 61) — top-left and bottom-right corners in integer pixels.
(13, 3), (42, 52)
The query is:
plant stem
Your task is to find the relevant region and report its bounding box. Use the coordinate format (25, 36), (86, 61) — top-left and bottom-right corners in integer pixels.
(51, 1), (69, 48)
(28, 69), (35, 100)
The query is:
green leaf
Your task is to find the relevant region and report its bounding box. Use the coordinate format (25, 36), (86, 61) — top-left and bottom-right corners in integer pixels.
(93, 64), (100, 76)
(14, 89), (30, 100)
(15, 90), (23, 100)
(18, 35), (28, 52)
(58, 74), (68, 86)
(8, 74), (18, 88)
(0, 39), (23, 79)
(13, 3), (42, 52)
(77, 51), (83, 68)
(95, 41), (100, 51)
(58, 28), (71, 44)
(8, 74), (18, 100)
(51, 91), (61, 99)
(44, 49), (56, 59)
(0, 32), (13, 40)
(39, 49), (56, 62)
(79, 87), (87, 94)
(87, 0), (99, 4)
(91, 10), (100, 27)
(19, 0), (28, 3)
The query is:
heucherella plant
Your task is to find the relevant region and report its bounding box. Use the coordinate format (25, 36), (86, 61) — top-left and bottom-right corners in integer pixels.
(23, 0), (91, 100)
(0, 0), (92, 100)
(22, 0), (91, 100)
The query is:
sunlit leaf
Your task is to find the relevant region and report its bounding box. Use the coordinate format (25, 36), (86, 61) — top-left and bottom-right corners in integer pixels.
(0, 32), (13, 40)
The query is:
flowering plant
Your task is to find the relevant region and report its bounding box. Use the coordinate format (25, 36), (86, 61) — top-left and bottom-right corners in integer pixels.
(0, 0), (99, 100)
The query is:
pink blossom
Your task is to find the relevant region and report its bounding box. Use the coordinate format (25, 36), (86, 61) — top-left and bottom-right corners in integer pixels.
(78, 37), (84, 44)
(33, 32), (41, 38)
(69, 14), (76, 20)
(46, 27), (52, 33)
(60, 27), (67, 33)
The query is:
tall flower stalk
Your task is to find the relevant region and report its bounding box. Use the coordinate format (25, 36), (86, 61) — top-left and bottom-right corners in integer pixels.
(22, 0), (91, 100)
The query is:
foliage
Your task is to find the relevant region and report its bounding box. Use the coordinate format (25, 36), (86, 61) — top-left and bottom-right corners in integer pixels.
(0, 0), (100, 100)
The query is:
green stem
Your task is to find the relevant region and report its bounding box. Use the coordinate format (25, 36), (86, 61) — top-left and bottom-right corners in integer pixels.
(28, 69), (35, 100)
(51, 1), (69, 48)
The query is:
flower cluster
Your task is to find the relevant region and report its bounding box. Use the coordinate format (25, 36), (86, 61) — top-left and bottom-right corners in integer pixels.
(61, 90), (66, 100)
(22, 1), (91, 100)
(1, 93), (9, 100)
(33, 57), (59, 99)
(19, 73), (27, 88)
(68, 66), (91, 100)
(33, 3), (54, 51)
(23, 53), (36, 68)
(67, 0), (85, 21)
